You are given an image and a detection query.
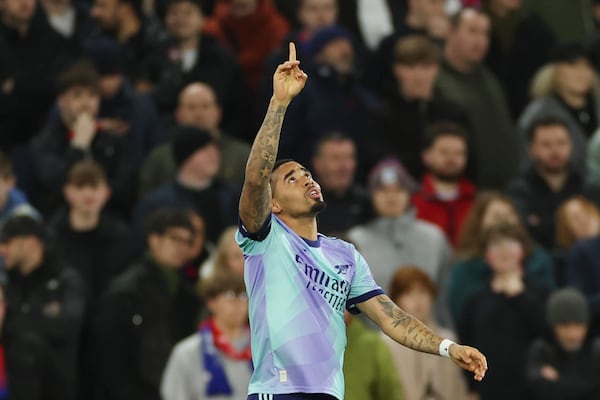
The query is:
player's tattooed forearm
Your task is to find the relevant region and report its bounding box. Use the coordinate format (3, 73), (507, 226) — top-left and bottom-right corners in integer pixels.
(377, 295), (440, 354)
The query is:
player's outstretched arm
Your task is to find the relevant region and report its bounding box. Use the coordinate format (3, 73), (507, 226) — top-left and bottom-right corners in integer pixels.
(357, 294), (488, 381)
(239, 42), (308, 232)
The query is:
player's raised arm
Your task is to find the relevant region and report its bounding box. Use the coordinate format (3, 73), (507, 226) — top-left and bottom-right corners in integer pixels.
(239, 42), (308, 232)
(357, 294), (488, 382)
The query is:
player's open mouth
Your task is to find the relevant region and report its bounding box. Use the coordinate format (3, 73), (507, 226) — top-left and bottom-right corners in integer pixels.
(307, 188), (321, 199)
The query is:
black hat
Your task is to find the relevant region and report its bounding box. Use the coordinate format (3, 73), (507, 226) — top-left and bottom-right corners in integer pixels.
(84, 37), (124, 76)
(305, 25), (353, 59)
(547, 288), (590, 326)
(171, 126), (215, 167)
(551, 41), (591, 64)
(0, 215), (46, 243)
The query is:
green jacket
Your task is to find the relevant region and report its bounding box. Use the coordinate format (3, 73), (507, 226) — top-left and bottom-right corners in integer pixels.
(343, 317), (404, 400)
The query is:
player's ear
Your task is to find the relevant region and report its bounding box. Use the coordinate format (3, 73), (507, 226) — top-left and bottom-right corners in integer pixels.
(272, 199), (282, 214)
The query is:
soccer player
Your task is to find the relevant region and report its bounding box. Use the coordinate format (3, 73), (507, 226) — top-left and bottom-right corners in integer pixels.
(237, 42), (488, 400)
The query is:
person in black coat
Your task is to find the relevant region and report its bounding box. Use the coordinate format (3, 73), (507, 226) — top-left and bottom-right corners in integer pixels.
(459, 223), (550, 400)
(525, 288), (600, 400)
(48, 160), (132, 399)
(0, 216), (86, 400)
(0, 282), (65, 400)
(93, 207), (202, 400)
(29, 61), (134, 217)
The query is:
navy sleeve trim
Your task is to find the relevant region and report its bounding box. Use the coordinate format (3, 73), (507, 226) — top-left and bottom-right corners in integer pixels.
(346, 288), (384, 315)
(238, 215), (272, 241)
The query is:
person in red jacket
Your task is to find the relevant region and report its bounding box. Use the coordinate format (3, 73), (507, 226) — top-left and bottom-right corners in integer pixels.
(412, 121), (476, 247)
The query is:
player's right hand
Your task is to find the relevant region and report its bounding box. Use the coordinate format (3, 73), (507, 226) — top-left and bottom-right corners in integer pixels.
(449, 344), (488, 381)
(272, 42), (308, 106)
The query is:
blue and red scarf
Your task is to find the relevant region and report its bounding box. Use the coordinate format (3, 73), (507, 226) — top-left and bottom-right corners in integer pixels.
(0, 346), (8, 399)
(199, 319), (252, 396)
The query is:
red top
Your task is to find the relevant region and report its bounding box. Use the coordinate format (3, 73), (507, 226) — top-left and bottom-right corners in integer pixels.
(412, 174), (477, 247)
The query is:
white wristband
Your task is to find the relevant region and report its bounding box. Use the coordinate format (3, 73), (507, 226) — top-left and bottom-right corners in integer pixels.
(439, 339), (455, 358)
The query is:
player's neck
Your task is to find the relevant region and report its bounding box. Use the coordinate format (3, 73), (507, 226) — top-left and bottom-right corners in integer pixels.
(279, 214), (318, 241)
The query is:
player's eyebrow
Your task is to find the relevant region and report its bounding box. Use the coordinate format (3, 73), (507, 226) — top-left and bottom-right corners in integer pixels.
(283, 170), (295, 181)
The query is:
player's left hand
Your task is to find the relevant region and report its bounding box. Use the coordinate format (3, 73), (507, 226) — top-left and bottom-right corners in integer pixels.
(449, 344), (488, 381)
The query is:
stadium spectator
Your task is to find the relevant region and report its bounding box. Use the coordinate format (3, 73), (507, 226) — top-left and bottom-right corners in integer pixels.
(584, 125), (600, 189)
(0, 216), (85, 400)
(161, 273), (251, 400)
(203, 0), (289, 94)
(368, 34), (469, 179)
(40, 0), (94, 52)
(383, 266), (469, 400)
(146, 0), (247, 137)
(133, 126), (238, 247)
(343, 311), (404, 400)
(90, 0), (166, 88)
(507, 116), (587, 251)
(458, 223), (549, 400)
(448, 191), (555, 325)
(84, 37), (165, 167)
(483, 0), (555, 118)
(278, 25), (378, 168)
(518, 42), (600, 174)
(310, 133), (371, 234)
(412, 121), (476, 247)
(555, 196), (600, 253)
(200, 225), (244, 279)
(0, 0), (75, 150)
(94, 208), (201, 400)
(0, 151), (40, 227)
(522, 0), (594, 41)
(30, 61), (133, 217)
(139, 83), (250, 196)
(347, 158), (452, 302)
(525, 288), (600, 400)
(178, 209), (211, 284)
(436, 7), (517, 189)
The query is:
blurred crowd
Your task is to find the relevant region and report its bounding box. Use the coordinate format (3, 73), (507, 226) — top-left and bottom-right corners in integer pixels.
(1, 0), (600, 399)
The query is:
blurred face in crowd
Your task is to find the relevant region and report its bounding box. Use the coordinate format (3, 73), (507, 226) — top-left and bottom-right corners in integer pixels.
(0, 236), (35, 271)
(394, 62), (439, 99)
(2, 0), (35, 24)
(316, 38), (354, 75)
(554, 323), (588, 352)
(229, 0), (257, 18)
(298, 0), (337, 34)
(176, 83), (222, 133)
(186, 212), (206, 262)
(555, 58), (595, 98)
(563, 199), (600, 241)
(408, 0), (446, 24)
(394, 284), (433, 323)
(208, 289), (248, 330)
(529, 124), (572, 174)
(98, 74), (123, 99)
(148, 227), (194, 268)
(91, 0), (125, 32)
(183, 143), (221, 181)
(311, 138), (356, 194)
(446, 10), (490, 68)
(485, 236), (524, 273)
(64, 182), (111, 216)
(58, 85), (101, 128)
(423, 134), (467, 182)
(165, 0), (203, 41)
(481, 200), (519, 229)
(221, 235), (244, 276)
(372, 183), (410, 218)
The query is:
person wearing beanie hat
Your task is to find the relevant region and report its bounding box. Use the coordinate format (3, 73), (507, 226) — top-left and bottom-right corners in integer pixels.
(171, 126), (216, 168)
(348, 157), (452, 324)
(525, 287), (600, 400)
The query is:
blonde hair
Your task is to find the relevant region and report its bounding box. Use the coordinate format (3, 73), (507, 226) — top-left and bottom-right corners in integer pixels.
(212, 226), (242, 275)
(555, 196), (600, 250)
(530, 63), (600, 99)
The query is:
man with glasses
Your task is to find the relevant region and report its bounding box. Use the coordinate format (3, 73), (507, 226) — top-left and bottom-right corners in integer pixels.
(94, 207), (201, 400)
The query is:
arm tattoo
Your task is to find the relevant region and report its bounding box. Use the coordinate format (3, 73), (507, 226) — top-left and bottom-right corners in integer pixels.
(239, 104), (286, 232)
(376, 295), (441, 355)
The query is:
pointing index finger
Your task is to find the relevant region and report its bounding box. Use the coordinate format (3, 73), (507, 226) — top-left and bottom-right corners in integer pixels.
(289, 42), (296, 62)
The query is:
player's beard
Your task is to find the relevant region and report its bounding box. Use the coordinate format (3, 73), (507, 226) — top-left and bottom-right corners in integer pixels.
(310, 200), (327, 215)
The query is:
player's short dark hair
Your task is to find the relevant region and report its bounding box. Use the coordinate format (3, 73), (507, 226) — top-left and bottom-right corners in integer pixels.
(424, 121), (469, 149)
(272, 158), (296, 175)
(143, 207), (195, 241)
(526, 115), (570, 143)
(66, 160), (108, 187)
(0, 152), (14, 179)
(165, 0), (205, 13)
(57, 60), (100, 95)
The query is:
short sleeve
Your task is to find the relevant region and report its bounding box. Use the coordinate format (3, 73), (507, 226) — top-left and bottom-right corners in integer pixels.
(346, 249), (383, 314)
(236, 214), (274, 255)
